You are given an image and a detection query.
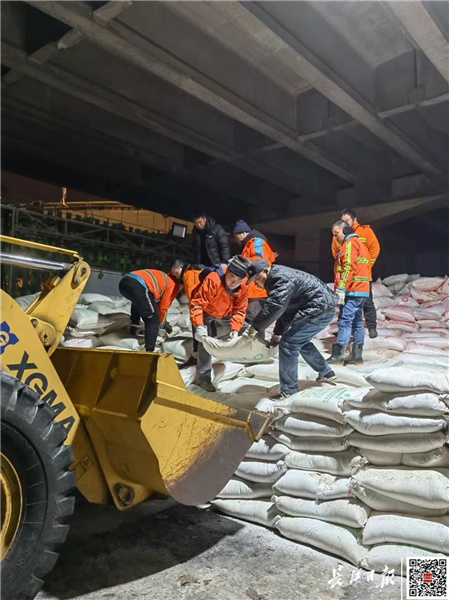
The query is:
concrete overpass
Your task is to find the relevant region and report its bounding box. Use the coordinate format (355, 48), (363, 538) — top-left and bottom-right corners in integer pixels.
(2, 0), (448, 230)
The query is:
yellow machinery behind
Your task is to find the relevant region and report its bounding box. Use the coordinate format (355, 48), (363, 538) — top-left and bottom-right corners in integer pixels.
(0, 236), (271, 600)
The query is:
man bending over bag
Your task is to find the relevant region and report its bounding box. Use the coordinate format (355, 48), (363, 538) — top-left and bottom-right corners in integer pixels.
(190, 255), (250, 392)
(245, 261), (338, 399)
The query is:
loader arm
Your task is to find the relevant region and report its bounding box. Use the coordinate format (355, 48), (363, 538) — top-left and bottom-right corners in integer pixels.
(0, 235), (90, 355)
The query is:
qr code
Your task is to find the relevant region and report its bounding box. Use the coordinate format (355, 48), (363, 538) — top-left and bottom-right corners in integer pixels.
(407, 557), (448, 599)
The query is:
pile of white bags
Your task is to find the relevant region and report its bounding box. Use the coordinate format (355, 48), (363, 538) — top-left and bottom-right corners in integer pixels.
(211, 323), (449, 573)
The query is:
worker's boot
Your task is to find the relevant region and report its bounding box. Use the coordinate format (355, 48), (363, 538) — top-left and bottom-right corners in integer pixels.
(327, 344), (345, 366)
(200, 379), (216, 393)
(368, 328), (378, 339)
(316, 370), (337, 383)
(345, 344), (364, 365)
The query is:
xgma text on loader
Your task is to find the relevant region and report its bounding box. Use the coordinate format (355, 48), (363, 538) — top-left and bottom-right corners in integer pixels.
(0, 236), (271, 600)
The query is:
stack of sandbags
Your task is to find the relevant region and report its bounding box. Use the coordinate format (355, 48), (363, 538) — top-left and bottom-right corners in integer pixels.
(212, 367), (449, 572)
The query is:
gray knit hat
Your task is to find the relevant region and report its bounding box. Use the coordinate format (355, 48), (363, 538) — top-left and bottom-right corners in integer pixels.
(227, 255), (250, 278)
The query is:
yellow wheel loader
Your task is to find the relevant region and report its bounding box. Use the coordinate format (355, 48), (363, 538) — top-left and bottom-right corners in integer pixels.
(0, 236), (271, 600)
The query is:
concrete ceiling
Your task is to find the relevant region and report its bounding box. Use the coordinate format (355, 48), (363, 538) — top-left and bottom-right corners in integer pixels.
(2, 1), (448, 226)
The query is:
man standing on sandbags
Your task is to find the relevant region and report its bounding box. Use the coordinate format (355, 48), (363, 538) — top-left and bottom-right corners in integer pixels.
(233, 220), (276, 324)
(119, 269), (179, 352)
(192, 212), (230, 267)
(331, 208), (380, 338)
(329, 220), (371, 366)
(190, 255), (250, 392)
(245, 261), (338, 399)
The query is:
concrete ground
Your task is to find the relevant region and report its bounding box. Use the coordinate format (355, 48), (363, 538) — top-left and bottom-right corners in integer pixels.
(38, 497), (403, 600)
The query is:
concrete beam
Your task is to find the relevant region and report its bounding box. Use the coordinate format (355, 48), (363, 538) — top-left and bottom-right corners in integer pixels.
(383, 1), (449, 84)
(24, 0), (371, 188)
(209, 1), (443, 180)
(2, 1), (133, 86)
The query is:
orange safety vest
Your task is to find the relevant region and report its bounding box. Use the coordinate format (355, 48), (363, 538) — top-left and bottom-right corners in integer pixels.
(129, 269), (178, 324)
(241, 235), (276, 299)
(334, 234), (370, 297)
(331, 220), (380, 281)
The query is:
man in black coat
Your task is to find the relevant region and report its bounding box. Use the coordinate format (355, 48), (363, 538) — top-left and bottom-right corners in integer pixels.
(192, 213), (230, 267)
(246, 261), (338, 398)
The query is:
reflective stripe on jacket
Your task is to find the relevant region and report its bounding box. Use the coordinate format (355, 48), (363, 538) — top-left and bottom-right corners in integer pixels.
(331, 220), (380, 281)
(334, 234), (370, 297)
(129, 269), (178, 323)
(241, 231), (276, 299)
(190, 270), (249, 331)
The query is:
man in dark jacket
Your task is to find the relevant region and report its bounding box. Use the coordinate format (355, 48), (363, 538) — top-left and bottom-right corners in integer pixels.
(192, 213), (230, 267)
(246, 261), (338, 398)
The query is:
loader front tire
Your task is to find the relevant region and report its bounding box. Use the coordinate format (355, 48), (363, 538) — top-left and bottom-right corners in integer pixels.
(1, 372), (75, 600)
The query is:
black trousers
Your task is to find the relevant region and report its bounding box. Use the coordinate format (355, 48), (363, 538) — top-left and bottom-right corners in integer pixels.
(119, 276), (160, 351)
(363, 281), (377, 330)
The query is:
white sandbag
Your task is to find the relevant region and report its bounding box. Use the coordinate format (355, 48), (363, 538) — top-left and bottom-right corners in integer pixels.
(246, 437), (290, 461)
(438, 278), (449, 297)
(212, 362), (245, 386)
(396, 353), (449, 369)
(372, 282), (393, 298)
(235, 459), (286, 483)
(373, 296), (396, 310)
(352, 486), (448, 517)
(217, 377), (276, 395)
(363, 349), (400, 361)
(69, 308), (112, 330)
(14, 292), (40, 310)
(273, 516), (365, 566)
(367, 367), (449, 394)
(383, 305), (416, 323)
(363, 514), (449, 554)
(362, 336), (408, 351)
(211, 499), (278, 527)
(201, 335), (277, 363)
(274, 386), (354, 424)
(88, 301), (130, 317)
(270, 431), (349, 453)
(443, 298), (449, 321)
(361, 544), (445, 574)
(383, 274), (409, 286)
(402, 446), (449, 468)
(331, 364), (375, 387)
(255, 398), (277, 413)
(241, 362), (280, 381)
(285, 448), (363, 476)
(411, 288), (440, 303)
(387, 281), (407, 294)
(176, 311), (191, 330)
(80, 292), (113, 304)
(217, 477), (273, 499)
(404, 342), (449, 357)
(374, 328), (400, 337)
(162, 338), (193, 363)
(403, 330), (448, 339)
(274, 414), (353, 438)
(224, 393), (276, 411)
(349, 431), (446, 453)
(60, 336), (102, 348)
(345, 410), (445, 436)
(382, 320), (418, 333)
(360, 449), (402, 466)
(345, 390), (448, 417)
(273, 470), (351, 501)
(412, 277), (446, 293)
(418, 320), (445, 329)
(352, 467), (449, 509)
(419, 326), (449, 334)
(394, 294), (419, 307)
(415, 305), (445, 320)
(273, 496), (370, 528)
(99, 331), (141, 350)
(180, 365), (196, 387)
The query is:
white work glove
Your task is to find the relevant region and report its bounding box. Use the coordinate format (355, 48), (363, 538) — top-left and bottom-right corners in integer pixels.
(244, 326), (258, 339)
(228, 330), (239, 340)
(336, 288), (346, 305)
(270, 334), (282, 348)
(194, 325), (208, 342)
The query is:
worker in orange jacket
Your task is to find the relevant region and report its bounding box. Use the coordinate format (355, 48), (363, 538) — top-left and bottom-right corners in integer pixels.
(119, 268), (179, 352)
(329, 220), (371, 366)
(170, 260), (204, 302)
(233, 220), (276, 323)
(190, 255), (250, 392)
(331, 208), (380, 338)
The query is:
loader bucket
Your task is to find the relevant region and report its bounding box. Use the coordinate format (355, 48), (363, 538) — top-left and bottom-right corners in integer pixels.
(51, 348), (271, 509)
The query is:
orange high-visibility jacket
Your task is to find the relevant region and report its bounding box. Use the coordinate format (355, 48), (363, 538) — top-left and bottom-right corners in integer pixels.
(241, 232), (276, 299)
(183, 267), (202, 302)
(190, 270), (249, 331)
(331, 220), (380, 281)
(129, 269), (178, 324)
(334, 234), (370, 297)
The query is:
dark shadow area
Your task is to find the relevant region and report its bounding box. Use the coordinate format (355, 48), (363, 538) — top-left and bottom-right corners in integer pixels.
(42, 498), (243, 599)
